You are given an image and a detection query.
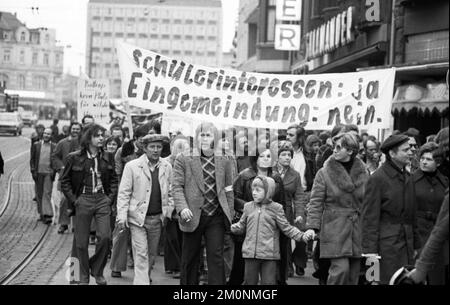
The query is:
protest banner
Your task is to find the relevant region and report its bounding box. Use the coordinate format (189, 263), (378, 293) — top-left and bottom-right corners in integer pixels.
(77, 79), (110, 128)
(116, 41), (396, 132)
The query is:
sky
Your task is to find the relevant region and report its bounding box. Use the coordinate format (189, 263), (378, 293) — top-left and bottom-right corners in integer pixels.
(0, 0), (239, 76)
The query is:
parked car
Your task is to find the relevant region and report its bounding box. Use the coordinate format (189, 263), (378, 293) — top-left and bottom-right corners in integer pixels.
(20, 111), (38, 127)
(0, 112), (24, 136)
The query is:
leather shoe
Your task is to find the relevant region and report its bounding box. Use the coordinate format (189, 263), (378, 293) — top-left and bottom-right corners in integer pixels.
(296, 266), (305, 276)
(91, 274), (107, 285)
(111, 271), (121, 278)
(58, 225), (68, 234)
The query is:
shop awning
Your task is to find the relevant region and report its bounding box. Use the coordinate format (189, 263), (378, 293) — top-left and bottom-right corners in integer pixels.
(392, 83), (449, 115)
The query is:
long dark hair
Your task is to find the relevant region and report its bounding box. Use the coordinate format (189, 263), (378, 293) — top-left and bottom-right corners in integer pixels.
(80, 124), (105, 151)
(249, 144), (273, 176)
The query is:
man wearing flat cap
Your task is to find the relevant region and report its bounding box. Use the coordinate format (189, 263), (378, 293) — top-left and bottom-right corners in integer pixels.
(361, 134), (421, 284)
(116, 133), (174, 285)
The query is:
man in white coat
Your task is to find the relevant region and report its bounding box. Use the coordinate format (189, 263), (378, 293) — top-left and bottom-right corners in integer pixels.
(116, 134), (174, 285)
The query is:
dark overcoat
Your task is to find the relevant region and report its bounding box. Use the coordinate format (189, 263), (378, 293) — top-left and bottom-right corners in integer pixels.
(361, 160), (421, 284)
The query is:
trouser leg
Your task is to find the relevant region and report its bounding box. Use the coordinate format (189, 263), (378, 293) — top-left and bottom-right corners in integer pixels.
(243, 259), (260, 285)
(292, 240), (308, 269)
(89, 194), (111, 277)
(260, 260), (277, 285)
(35, 174), (44, 216)
(180, 218), (204, 285)
(130, 223), (150, 285)
(41, 174), (53, 217)
(204, 212), (226, 285)
(145, 215), (162, 280)
(73, 195), (95, 283)
(59, 197), (70, 226)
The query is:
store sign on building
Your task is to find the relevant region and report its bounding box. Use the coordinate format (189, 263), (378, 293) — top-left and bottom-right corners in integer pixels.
(275, 0), (302, 51)
(306, 7), (356, 60)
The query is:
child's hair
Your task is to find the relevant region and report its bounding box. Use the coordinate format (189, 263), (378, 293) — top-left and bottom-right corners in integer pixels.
(252, 176), (276, 201)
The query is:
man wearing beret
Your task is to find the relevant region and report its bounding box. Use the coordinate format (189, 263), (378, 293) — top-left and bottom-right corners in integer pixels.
(116, 134), (174, 285)
(361, 134), (421, 284)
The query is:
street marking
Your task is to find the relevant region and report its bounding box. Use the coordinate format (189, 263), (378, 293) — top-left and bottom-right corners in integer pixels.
(12, 182), (34, 185)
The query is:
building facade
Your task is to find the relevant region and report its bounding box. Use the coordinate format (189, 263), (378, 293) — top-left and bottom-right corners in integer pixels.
(235, 0), (291, 73)
(86, 0), (223, 98)
(390, 0), (449, 136)
(0, 11), (64, 118)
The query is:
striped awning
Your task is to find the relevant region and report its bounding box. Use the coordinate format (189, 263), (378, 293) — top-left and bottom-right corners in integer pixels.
(392, 83), (449, 115)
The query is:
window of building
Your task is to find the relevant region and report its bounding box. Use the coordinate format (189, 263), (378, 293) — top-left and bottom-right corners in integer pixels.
(162, 19), (170, 24)
(266, 0), (276, 42)
(151, 18), (158, 23)
(34, 76), (48, 90)
(20, 31), (26, 42)
(185, 50), (192, 56)
(127, 33), (135, 38)
(55, 53), (61, 66)
(115, 33), (124, 37)
(173, 50), (181, 55)
(173, 35), (182, 40)
(162, 34), (170, 39)
(45, 34), (50, 43)
(208, 36), (216, 41)
(3, 49), (11, 62)
(19, 50), (25, 63)
(185, 35), (193, 40)
(0, 74), (8, 87)
(3, 32), (9, 40)
(197, 20), (205, 25)
(43, 53), (49, 66)
(139, 33), (148, 38)
(18, 74), (26, 89)
(150, 34), (158, 39)
(207, 51), (215, 57)
(174, 19), (181, 24)
(108, 8), (112, 15)
(185, 19), (193, 24)
(248, 23), (257, 57)
(32, 52), (38, 65)
(196, 36), (205, 41)
(208, 20), (217, 25)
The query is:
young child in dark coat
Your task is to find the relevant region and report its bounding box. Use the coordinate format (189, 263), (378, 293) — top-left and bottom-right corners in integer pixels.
(231, 176), (304, 285)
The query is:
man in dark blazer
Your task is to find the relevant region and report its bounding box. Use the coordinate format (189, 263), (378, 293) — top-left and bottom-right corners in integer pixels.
(362, 134), (421, 284)
(172, 122), (235, 285)
(30, 127), (56, 224)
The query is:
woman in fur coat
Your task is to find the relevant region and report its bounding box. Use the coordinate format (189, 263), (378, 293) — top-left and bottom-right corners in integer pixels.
(304, 132), (369, 285)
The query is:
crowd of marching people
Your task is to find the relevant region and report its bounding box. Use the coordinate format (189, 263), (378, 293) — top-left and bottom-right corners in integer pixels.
(26, 114), (449, 285)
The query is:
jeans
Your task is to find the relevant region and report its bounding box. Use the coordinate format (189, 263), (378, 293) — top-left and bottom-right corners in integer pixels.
(180, 210), (226, 285)
(129, 214), (162, 285)
(73, 193), (111, 283)
(244, 259), (277, 285)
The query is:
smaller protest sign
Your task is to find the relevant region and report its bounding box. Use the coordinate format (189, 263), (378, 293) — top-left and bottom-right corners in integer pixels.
(77, 79), (110, 128)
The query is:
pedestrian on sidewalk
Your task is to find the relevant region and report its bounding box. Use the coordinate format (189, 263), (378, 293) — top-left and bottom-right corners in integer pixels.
(51, 122), (82, 234)
(30, 127), (56, 224)
(116, 134), (173, 285)
(231, 176), (304, 285)
(60, 124), (118, 285)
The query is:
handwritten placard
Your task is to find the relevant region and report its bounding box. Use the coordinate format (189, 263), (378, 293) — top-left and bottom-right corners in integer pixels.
(77, 79), (110, 128)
